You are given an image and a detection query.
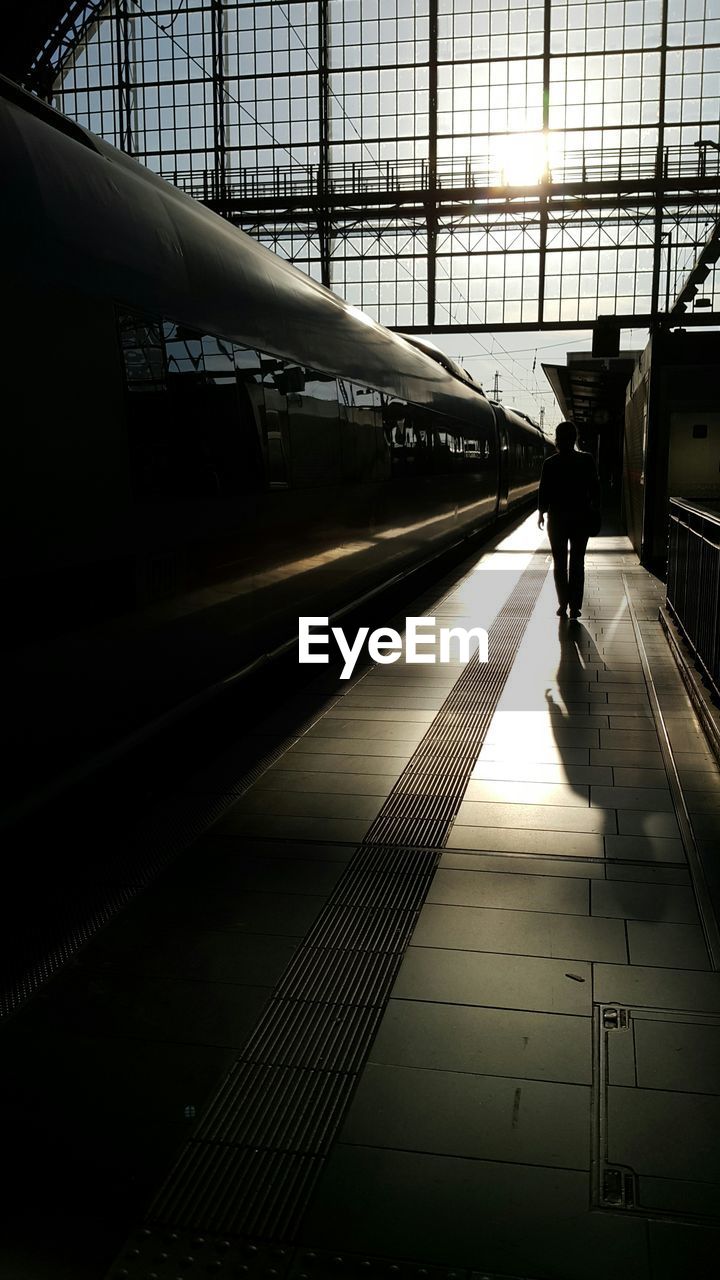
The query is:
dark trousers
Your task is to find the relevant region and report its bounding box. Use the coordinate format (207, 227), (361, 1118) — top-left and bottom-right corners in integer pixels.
(547, 512), (589, 611)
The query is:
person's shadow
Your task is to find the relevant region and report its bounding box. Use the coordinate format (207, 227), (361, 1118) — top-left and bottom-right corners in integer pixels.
(545, 618), (605, 808)
(545, 616), (680, 923)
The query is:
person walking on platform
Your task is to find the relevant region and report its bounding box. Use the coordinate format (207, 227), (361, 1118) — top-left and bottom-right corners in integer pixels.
(537, 420), (601, 619)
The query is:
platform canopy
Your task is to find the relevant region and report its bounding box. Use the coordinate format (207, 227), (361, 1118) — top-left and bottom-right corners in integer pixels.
(543, 352), (639, 438)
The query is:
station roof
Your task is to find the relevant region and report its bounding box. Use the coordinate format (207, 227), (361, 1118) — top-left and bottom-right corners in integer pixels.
(2, 2), (70, 83)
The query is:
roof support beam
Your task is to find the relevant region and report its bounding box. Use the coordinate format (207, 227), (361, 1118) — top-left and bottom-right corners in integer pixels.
(115, 0), (132, 155)
(668, 222), (720, 320)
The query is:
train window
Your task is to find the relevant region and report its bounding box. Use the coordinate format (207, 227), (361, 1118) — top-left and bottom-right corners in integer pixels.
(301, 370), (339, 401)
(163, 324), (236, 382)
(164, 322), (202, 375)
(259, 356), (292, 487)
(411, 409), (441, 476)
(340, 382), (388, 484)
(119, 312), (166, 388)
(119, 312), (265, 500)
(382, 397), (414, 476)
(442, 421), (491, 473)
(438, 430), (464, 458)
(229, 345), (270, 485)
(287, 369), (343, 488)
(201, 334), (235, 378)
(383, 402), (467, 478)
(433, 429), (457, 473)
(340, 381), (377, 411)
(233, 345), (262, 377)
(259, 354), (285, 388)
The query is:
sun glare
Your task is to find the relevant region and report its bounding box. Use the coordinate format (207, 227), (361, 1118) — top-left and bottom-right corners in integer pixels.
(493, 132), (558, 186)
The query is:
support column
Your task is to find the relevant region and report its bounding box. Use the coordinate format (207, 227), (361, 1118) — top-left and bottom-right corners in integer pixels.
(650, 0), (669, 322)
(211, 0), (227, 208)
(537, 0), (552, 326)
(538, 190), (549, 326)
(318, 0), (332, 288)
(427, 0), (438, 329)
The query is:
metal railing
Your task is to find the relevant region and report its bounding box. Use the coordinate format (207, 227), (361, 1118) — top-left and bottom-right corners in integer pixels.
(667, 497), (720, 702)
(165, 143), (720, 206)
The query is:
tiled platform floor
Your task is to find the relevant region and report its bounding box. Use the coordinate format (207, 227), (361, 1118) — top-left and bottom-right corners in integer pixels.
(2, 514), (719, 1280)
(289, 520), (720, 1279)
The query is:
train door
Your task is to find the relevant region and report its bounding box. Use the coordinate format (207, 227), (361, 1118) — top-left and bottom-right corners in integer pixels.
(496, 410), (510, 512)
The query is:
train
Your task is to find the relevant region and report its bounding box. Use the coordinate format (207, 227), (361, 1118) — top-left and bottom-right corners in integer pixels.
(0, 74), (550, 805)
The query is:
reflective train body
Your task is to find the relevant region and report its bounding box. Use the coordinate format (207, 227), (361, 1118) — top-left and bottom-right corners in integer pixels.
(1, 77), (550, 795)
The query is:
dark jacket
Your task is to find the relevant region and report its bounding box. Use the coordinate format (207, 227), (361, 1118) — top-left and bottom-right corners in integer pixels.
(538, 449), (601, 516)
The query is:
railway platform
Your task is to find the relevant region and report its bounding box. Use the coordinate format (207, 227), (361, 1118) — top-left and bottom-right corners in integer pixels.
(2, 511), (720, 1280)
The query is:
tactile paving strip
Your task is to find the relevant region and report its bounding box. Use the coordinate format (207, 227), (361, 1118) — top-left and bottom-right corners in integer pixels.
(365, 553), (548, 847)
(107, 553), (548, 1267)
(108, 1226), (537, 1280)
(148, 1146), (323, 1242)
(243, 1000), (385, 1074)
(142, 847), (432, 1241)
(195, 1062), (354, 1152)
(274, 947), (402, 1005)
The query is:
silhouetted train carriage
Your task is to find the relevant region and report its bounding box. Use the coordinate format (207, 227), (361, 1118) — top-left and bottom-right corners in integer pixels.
(1, 74), (551, 793)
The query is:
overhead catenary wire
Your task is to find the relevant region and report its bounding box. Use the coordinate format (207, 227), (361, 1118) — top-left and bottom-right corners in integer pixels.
(130, 0), (297, 161)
